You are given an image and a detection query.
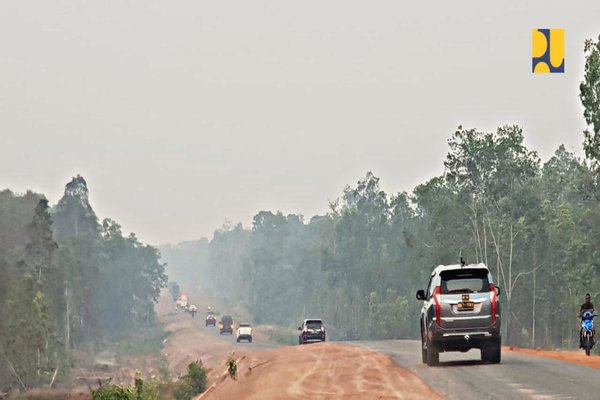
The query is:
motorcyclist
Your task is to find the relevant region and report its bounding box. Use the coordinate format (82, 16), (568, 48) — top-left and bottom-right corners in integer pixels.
(579, 293), (595, 348)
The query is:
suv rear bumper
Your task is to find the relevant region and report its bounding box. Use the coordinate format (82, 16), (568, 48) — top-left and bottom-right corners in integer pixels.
(428, 321), (501, 351)
(301, 333), (326, 343)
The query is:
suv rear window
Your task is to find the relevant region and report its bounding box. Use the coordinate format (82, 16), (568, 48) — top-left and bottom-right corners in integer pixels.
(306, 320), (322, 329)
(221, 315), (233, 323)
(440, 269), (489, 294)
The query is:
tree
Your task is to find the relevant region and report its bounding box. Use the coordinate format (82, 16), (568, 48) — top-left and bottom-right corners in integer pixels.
(442, 125), (542, 342)
(53, 175), (98, 241)
(580, 35), (600, 169)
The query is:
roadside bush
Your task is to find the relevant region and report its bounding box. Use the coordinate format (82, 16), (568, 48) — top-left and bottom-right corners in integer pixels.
(182, 361), (207, 393)
(91, 385), (134, 400)
(171, 361), (208, 400)
(226, 354), (237, 380)
(172, 383), (193, 400)
(89, 362), (206, 400)
(91, 373), (162, 400)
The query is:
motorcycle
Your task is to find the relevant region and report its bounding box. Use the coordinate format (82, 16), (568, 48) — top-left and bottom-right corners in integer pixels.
(580, 310), (597, 356)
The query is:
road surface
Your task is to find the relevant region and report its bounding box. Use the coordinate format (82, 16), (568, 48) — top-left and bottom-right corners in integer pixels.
(190, 313), (279, 351)
(357, 340), (600, 400)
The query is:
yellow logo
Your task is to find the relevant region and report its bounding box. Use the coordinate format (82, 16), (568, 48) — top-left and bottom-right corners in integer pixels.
(532, 29), (564, 73)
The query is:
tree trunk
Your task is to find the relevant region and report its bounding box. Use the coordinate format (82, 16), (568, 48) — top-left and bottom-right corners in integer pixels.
(65, 285), (71, 349)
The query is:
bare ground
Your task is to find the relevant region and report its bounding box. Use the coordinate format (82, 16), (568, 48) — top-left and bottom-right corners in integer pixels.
(503, 345), (600, 369)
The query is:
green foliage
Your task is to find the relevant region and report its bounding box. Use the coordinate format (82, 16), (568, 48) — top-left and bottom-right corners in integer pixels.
(92, 385), (135, 400)
(580, 35), (600, 168)
(172, 383), (194, 400)
(170, 361), (208, 400)
(183, 361), (208, 393)
(91, 376), (162, 400)
(115, 325), (168, 359)
(368, 290), (410, 339)
(226, 355), (237, 380)
(199, 126), (600, 349)
(90, 375), (193, 400)
(53, 176), (167, 346)
(0, 177), (167, 392)
(0, 192), (64, 390)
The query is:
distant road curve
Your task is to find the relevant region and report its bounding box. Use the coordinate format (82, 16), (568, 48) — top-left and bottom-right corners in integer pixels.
(355, 340), (600, 400)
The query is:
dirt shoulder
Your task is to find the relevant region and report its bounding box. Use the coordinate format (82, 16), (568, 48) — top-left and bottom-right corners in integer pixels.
(503, 346), (600, 369)
(199, 343), (442, 400)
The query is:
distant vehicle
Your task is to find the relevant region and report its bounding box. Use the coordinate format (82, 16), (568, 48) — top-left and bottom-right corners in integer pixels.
(168, 282), (180, 302)
(206, 311), (216, 327)
(236, 323), (253, 343)
(219, 315), (234, 335)
(416, 262), (501, 366)
(189, 304), (197, 317)
(176, 294), (188, 309)
(298, 319), (326, 344)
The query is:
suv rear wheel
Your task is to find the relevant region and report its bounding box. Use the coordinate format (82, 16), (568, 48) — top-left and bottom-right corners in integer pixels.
(420, 326), (427, 364)
(481, 340), (501, 363)
(426, 339), (439, 366)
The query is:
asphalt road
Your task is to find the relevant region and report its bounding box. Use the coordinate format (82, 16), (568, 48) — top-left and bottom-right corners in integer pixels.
(356, 340), (600, 400)
(188, 312), (279, 351)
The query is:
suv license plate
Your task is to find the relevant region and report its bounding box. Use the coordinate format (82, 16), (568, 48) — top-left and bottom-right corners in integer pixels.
(457, 301), (475, 311)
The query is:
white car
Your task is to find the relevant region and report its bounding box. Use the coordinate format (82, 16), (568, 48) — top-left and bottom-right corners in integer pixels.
(236, 323), (253, 343)
(176, 297), (188, 308)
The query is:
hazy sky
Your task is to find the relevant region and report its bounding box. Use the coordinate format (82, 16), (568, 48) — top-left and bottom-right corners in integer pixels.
(1, 1), (599, 245)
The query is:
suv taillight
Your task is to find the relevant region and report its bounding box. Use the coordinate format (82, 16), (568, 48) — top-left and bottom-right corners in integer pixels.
(433, 286), (442, 326)
(489, 283), (497, 323)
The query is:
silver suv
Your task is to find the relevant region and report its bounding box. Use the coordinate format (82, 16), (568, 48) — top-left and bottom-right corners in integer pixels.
(416, 263), (501, 366)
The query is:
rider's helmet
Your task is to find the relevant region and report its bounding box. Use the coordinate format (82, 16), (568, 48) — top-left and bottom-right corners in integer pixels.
(585, 293), (591, 303)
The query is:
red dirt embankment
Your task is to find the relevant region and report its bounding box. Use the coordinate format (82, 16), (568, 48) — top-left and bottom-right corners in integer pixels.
(503, 346), (600, 369)
(199, 343), (441, 400)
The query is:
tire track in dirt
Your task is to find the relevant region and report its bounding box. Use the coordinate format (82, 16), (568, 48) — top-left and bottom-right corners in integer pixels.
(286, 347), (322, 396)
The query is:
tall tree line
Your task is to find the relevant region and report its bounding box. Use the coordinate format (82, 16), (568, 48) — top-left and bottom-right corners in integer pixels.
(0, 176), (167, 392)
(201, 36), (600, 347)
(203, 129), (599, 348)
